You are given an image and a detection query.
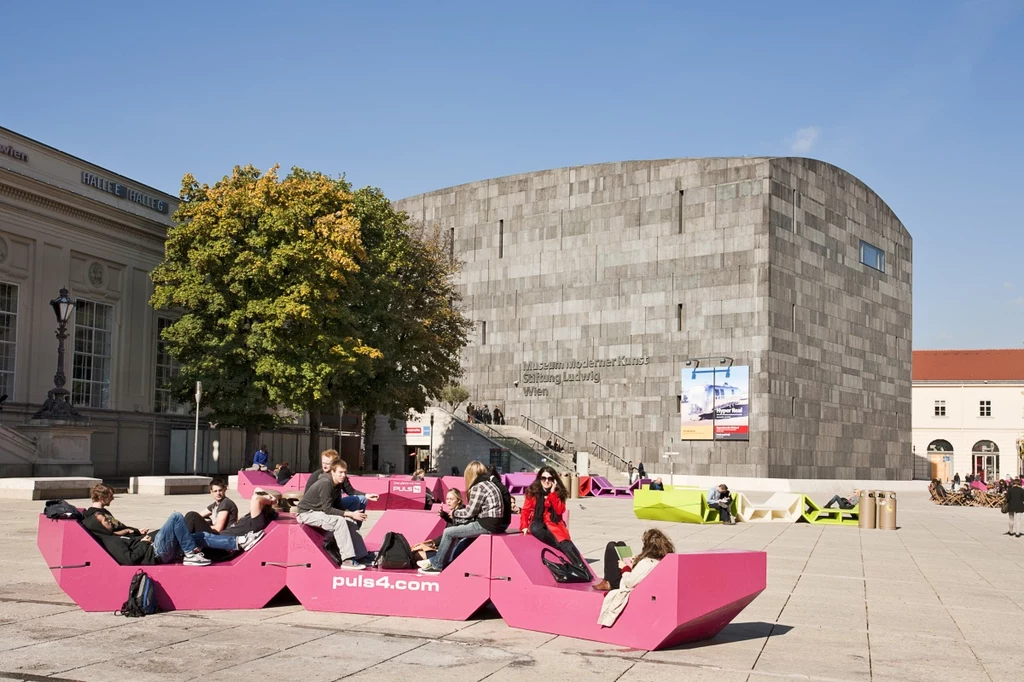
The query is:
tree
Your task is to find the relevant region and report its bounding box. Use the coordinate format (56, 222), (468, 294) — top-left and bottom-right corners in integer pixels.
(338, 188), (474, 462)
(439, 383), (470, 413)
(152, 165), (381, 470)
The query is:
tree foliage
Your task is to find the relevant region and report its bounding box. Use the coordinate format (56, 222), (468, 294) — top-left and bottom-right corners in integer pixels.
(439, 383), (471, 413)
(151, 166), (471, 470)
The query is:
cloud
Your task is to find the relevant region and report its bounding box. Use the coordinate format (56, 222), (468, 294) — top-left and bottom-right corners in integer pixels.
(1004, 281), (1014, 290)
(1011, 297), (1024, 307)
(789, 126), (821, 154)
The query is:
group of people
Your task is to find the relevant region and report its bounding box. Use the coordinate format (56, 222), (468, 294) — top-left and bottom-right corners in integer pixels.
(627, 460), (646, 484)
(78, 452), (683, 628)
(544, 439), (566, 453)
(465, 402), (504, 425)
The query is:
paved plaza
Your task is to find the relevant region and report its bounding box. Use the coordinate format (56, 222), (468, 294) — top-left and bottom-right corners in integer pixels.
(1, 490), (1023, 681)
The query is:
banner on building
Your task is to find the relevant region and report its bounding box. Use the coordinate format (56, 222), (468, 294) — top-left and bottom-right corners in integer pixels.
(680, 365), (750, 441)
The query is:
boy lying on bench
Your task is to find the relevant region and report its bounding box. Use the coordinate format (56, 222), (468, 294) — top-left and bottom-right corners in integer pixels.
(83, 484), (263, 566)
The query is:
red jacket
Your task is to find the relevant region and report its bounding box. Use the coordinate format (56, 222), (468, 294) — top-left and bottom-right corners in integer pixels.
(519, 491), (570, 543)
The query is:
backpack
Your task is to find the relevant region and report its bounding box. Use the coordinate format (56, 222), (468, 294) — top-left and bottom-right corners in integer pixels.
(43, 499), (83, 521)
(374, 532), (415, 569)
(116, 569), (159, 617)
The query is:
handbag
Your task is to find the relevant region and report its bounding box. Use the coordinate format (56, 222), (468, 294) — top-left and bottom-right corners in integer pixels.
(1001, 501), (1009, 514)
(540, 547), (591, 583)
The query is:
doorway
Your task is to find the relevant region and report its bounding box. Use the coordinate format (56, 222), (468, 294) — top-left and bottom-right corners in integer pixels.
(972, 440), (999, 481)
(929, 454), (951, 482)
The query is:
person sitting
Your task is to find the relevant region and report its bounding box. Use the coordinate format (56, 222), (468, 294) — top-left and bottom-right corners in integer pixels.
(305, 449), (380, 513)
(83, 484), (262, 566)
(418, 460), (506, 574)
(185, 478), (238, 534)
(274, 461), (293, 485)
(545, 439), (554, 450)
(595, 529), (675, 627)
(713, 484), (735, 525)
(487, 464), (517, 516)
(249, 444), (270, 471)
(412, 489), (464, 561)
(824, 490), (859, 509)
(411, 468), (426, 481)
(520, 467), (585, 566)
(222, 488), (280, 538)
(648, 478), (665, 491)
(296, 459), (370, 570)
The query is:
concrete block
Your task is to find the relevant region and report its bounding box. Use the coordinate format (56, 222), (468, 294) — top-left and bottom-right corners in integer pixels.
(0, 476), (101, 500)
(130, 475), (212, 495)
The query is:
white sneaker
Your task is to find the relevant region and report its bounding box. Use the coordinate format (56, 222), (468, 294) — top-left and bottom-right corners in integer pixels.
(237, 530), (265, 552)
(416, 558), (433, 570)
(184, 550), (211, 566)
(340, 560), (366, 570)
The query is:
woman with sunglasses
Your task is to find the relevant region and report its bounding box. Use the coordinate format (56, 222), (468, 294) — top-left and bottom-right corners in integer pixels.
(520, 466), (586, 567)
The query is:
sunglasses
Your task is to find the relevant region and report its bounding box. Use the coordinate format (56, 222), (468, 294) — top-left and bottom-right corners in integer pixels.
(540, 475), (555, 481)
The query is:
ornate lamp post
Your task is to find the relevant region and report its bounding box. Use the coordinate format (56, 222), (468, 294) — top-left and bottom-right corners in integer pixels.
(34, 287), (83, 420)
(429, 412), (435, 470)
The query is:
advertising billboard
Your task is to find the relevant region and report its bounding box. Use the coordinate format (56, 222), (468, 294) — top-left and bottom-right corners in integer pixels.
(680, 365), (749, 441)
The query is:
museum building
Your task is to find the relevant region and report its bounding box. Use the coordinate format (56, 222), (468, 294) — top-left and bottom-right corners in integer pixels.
(393, 158), (913, 479)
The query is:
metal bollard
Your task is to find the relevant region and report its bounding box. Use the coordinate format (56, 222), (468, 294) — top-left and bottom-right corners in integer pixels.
(570, 473), (580, 499)
(559, 472), (572, 495)
(858, 490), (877, 529)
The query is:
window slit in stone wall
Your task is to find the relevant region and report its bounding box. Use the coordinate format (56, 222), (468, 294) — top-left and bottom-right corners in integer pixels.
(678, 190), (685, 234)
(791, 396), (796, 416)
(498, 219), (504, 258)
(792, 304), (796, 333)
(677, 395), (682, 414)
(676, 304), (683, 332)
(481, 321), (487, 346)
(449, 227), (455, 262)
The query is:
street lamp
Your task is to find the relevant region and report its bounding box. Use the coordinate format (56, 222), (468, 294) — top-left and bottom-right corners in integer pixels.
(429, 413), (435, 470)
(34, 287), (84, 420)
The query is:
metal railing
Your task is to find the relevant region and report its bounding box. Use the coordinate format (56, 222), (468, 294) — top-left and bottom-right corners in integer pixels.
(518, 415), (576, 453)
(463, 418), (573, 471)
(435, 407), (540, 472)
(590, 440), (629, 471)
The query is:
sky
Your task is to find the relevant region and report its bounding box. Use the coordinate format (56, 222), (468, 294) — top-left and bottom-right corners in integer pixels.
(2, 0), (1022, 350)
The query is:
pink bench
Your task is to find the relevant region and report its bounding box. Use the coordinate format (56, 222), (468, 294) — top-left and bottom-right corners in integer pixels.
(36, 514), (291, 612)
(489, 534), (766, 650)
(286, 514), (492, 620)
(236, 470), (309, 499)
(502, 473), (536, 495)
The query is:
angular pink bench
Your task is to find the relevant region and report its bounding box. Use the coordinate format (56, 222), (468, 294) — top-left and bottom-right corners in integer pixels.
(489, 534), (766, 650)
(502, 472), (536, 495)
(36, 514), (291, 612)
(386, 480), (429, 510)
(590, 476), (649, 497)
(286, 513), (492, 620)
(236, 470), (310, 499)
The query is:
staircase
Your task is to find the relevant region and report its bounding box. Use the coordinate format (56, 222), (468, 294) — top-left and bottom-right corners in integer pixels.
(514, 415), (631, 486)
(458, 417), (573, 472)
(0, 424), (37, 476)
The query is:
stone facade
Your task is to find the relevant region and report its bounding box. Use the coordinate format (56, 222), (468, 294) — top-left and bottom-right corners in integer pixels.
(395, 158), (912, 480)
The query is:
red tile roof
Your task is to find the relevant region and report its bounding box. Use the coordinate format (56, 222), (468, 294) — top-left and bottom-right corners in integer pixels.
(913, 349), (1024, 381)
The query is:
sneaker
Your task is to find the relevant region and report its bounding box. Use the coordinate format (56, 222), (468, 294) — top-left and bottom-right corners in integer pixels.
(416, 558), (433, 570)
(237, 530), (265, 552)
(184, 550), (211, 566)
(418, 564), (442, 575)
(340, 560), (366, 570)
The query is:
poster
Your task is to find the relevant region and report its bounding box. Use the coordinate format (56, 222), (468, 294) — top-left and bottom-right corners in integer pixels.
(680, 365), (749, 441)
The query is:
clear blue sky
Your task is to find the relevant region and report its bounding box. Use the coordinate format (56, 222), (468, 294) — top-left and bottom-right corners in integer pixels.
(2, 1), (1022, 349)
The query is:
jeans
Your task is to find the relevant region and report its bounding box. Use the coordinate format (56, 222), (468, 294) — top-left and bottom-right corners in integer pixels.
(1010, 512), (1022, 535)
(152, 512), (199, 563)
(718, 503), (732, 524)
(825, 495), (855, 509)
(338, 495), (368, 512)
(429, 521), (488, 569)
(297, 511), (367, 563)
(193, 532), (239, 552)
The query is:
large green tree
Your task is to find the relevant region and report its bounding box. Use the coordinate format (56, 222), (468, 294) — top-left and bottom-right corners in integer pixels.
(152, 165), (380, 469)
(341, 188), (473, 462)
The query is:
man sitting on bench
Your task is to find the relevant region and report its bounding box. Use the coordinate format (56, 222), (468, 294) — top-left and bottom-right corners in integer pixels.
(305, 449), (379, 513)
(297, 458), (371, 570)
(185, 478), (238, 534)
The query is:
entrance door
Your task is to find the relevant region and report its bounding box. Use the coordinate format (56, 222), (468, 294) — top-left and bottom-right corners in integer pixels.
(972, 454), (998, 482)
(929, 454), (951, 482)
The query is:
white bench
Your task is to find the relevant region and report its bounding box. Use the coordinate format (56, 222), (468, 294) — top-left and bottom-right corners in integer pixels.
(0, 477), (101, 500)
(130, 476), (212, 495)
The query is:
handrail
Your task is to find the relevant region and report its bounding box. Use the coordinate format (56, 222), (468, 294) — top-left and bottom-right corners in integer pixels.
(590, 441), (628, 470)
(519, 415), (576, 453)
(462, 415), (573, 470)
(531, 437), (573, 462)
(435, 407), (548, 472)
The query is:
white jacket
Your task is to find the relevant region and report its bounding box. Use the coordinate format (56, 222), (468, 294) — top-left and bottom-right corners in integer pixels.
(597, 557), (659, 627)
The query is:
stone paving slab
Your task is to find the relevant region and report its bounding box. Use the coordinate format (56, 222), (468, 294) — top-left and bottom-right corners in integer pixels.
(2, 491), (1024, 681)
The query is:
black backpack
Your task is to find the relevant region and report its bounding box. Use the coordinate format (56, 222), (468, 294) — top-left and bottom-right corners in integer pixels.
(44, 499), (83, 520)
(374, 532), (415, 569)
(116, 569), (159, 617)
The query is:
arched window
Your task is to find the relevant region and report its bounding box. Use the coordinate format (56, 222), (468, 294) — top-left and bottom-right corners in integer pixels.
(928, 439), (954, 453)
(971, 440), (998, 453)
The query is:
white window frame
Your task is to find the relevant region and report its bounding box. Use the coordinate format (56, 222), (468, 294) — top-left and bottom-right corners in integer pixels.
(934, 400), (946, 417)
(71, 299), (114, 409)
(859, 240), (885, 272)
(979, 400), (992, 418)
(0, 282), (18, 400)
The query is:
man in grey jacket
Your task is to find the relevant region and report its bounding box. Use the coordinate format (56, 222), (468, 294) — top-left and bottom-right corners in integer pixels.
(296, 459), (369, 570)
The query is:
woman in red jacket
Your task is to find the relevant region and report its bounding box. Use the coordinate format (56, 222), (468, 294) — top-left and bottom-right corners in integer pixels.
(520, 467), (585, 566)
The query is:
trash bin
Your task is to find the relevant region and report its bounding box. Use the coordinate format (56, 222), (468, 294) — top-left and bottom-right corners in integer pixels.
(877, 491), (897, 530)
(570, 473), (580, 499)
(858, 490), (876, 529)
(559, 472), (572, 495)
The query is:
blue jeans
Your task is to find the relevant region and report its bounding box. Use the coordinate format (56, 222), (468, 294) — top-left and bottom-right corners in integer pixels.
(338, 495), (367, 512)
(429, 521), (488, 569)
(152, 512), (199, 563)
(193, 532), (239, 552)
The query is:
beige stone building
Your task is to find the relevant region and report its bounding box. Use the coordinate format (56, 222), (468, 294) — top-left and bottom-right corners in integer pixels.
(0, 126), (187, 477)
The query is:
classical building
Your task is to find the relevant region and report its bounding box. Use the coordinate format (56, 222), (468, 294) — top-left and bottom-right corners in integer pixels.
(390, 158), (913, 480)
(0, 126), (186, 476)
(912, 349), (1024, 482)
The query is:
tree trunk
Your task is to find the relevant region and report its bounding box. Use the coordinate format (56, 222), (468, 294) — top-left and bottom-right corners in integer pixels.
(307, 407), (322, 472)
(363, 411), (376, 472)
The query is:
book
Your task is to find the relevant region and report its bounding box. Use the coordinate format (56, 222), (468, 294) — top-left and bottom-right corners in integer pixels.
(614, 545), (633, 560)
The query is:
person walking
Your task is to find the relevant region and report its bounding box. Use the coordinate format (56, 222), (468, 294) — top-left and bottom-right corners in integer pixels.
(1006, 478), (1024, 538)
